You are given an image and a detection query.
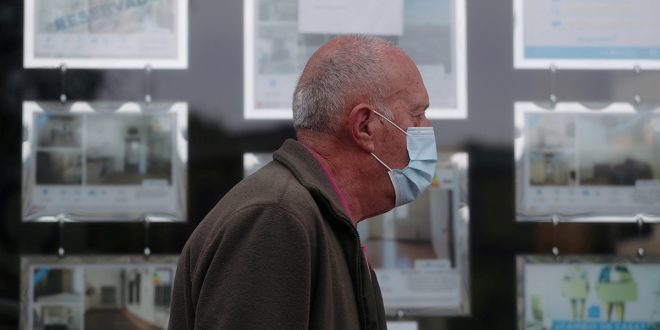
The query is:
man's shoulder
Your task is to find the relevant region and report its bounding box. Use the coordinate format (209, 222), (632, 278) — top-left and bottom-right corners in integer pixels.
(192, 160), (321, 242)
(182, 160), (323, 265)
(229, 160), (316, 214)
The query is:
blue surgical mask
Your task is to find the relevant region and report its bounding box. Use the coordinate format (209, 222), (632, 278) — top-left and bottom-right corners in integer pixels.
(370, 111), (438, 207)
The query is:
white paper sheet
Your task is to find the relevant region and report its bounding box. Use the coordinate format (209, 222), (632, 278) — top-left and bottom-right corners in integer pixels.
(24, 0), (188, 69)
(387, 321), (419, 330)
(245, 0), (467, 119)
(375, 269), (462, 309)
(514, 0), (660, 69)
(298, 0), (403, 36)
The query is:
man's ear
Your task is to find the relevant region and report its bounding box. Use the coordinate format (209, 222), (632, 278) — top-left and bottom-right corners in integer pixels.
(347, 103), (379, 153)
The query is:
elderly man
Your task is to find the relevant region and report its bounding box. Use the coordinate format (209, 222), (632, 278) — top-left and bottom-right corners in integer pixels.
(169, 35), (436, 329)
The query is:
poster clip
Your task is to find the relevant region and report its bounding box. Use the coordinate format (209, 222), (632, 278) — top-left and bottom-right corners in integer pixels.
(56, 213), (69, 257)
(549, 64), (557, 106)
(144, 215), (152, 257)
(636, 215), (645, 259)
(144, 64), (152, 103)
(551, 214), (560, 259)
(59, 64), (67, 104)
(633, 65), (642, 107)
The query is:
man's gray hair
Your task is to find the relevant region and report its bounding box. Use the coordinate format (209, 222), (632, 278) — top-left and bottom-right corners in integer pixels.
(292, 35), (396, 133)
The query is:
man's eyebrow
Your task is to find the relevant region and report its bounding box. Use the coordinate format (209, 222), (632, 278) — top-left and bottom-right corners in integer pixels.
(408, 103), (429, 115)
(416, 104), (429, 113)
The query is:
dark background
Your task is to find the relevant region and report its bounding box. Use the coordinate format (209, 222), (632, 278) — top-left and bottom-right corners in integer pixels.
(1, 0), (659, 329)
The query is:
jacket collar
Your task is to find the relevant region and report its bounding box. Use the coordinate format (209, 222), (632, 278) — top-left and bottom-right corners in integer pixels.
(275, 140), (377, 329)
(273, 139), (352, 223)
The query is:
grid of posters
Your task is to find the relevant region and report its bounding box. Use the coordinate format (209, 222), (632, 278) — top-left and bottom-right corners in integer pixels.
(24, 0), (188, 69)
(514, 0), (660, 70)
(22, 101), (188, 222)
(517, 255), (660, 330)
(244, 0), (467, 119)
(242, 151), (471, 315)
(515, 102), (660, 222)
(21, 255), (177, 330)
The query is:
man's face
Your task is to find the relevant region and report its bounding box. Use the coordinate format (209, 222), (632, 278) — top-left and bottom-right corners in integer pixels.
(372, 53), (430, 170)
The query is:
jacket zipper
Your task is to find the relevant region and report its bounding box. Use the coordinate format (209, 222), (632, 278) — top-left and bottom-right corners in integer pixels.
(316, 192), (369, 330)
(341, 216), (370, 330)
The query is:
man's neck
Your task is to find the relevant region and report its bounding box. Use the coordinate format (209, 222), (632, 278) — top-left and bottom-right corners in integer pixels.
(297, 130), (393, 226)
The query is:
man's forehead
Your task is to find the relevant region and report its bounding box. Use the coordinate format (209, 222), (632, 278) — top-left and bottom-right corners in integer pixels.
(382, 60), (427, 97)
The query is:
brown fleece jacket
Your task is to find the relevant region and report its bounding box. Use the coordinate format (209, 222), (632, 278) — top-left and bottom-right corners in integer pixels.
(168, 139), (386, 330)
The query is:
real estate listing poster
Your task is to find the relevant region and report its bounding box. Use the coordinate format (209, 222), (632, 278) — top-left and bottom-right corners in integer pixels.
(514, 0), (660, 70)
(244, 0), (466, 119)
(515, 102), (660, 222)
(22, 101), (188, 222)
(24, 0), (188, 68)
(517, 255), (660, 330)
(21, 255), (178, 330)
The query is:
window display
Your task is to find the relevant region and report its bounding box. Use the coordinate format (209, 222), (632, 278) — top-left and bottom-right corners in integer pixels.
(22, 101), (188, 222)
(514, 0), (660, 70)
(244, 0), (466, 119)
(515, 102), (660, 222)
(21, 255), (178, 330)
(517, 255), (660, 330)
(24, 0), (188, 69)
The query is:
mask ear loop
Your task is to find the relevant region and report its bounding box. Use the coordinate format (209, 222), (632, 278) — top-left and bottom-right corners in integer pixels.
(370, 110), (408, 171)
(371, 110), (408, 135)
(370, 152), (392, 171)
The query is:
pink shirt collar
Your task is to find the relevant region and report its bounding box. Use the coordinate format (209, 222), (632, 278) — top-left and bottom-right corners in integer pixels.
(299, 142), (372, 278)
(299, 142), (353, 220)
